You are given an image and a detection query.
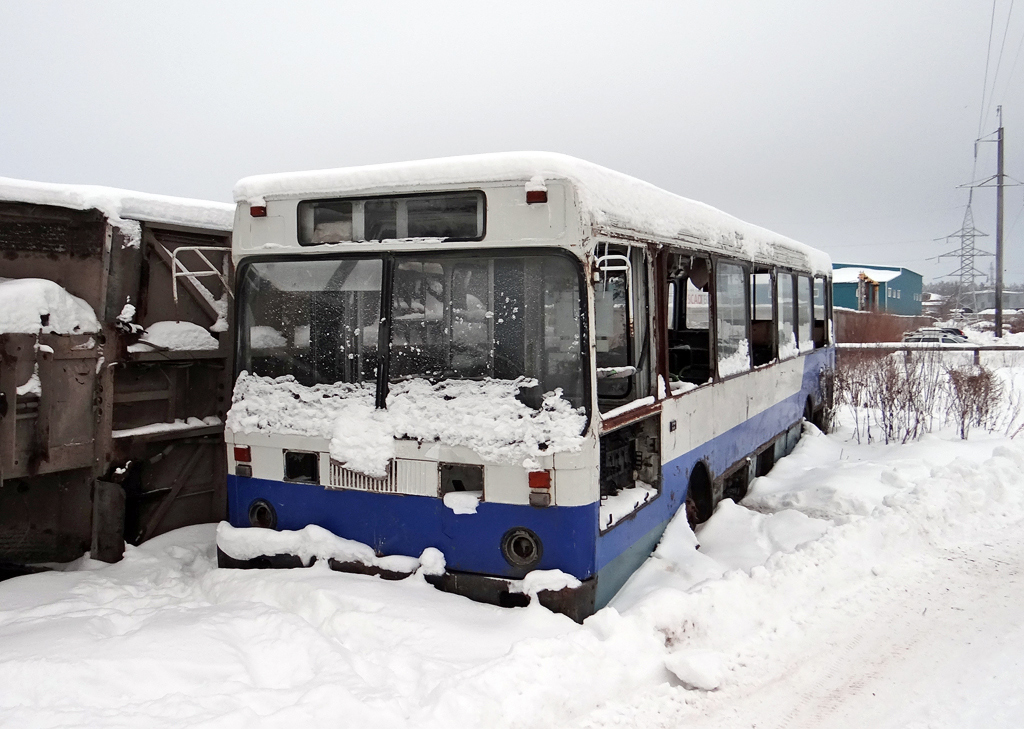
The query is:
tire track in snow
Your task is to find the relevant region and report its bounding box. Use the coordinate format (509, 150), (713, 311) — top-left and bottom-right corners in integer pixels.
(698, 531), (1024, 729)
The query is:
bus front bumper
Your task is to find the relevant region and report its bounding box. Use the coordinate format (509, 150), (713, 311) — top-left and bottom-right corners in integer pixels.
(216, 546), (598, 623)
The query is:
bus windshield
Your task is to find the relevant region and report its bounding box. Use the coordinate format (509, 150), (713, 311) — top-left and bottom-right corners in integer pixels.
(237, 251), (586, 409)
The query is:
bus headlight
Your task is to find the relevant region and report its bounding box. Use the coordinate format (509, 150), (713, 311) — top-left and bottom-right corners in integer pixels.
(501, 527), (543, 570)
(248, 499), (277, 529)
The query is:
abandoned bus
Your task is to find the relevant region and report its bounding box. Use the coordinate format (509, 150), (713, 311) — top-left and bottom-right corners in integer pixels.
(218, 153), (833, 620)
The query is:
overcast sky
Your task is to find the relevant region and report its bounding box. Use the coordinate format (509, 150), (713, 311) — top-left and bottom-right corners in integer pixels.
(2, 1), (1022, 283)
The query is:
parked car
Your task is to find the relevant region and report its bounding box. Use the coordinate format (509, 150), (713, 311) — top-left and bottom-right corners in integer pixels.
(902, 327), (969, 343)
(902, 332), (968, 344)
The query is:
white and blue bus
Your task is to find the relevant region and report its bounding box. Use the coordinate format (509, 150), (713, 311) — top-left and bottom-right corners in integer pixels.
(219, 153), (833, 620)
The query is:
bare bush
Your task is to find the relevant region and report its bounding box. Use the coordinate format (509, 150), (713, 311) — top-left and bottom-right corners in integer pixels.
(834, 349), (992, 444)
(865, 352), (943, 444)
(818, 366), (838, 433)
(946, 364), (1003, 439)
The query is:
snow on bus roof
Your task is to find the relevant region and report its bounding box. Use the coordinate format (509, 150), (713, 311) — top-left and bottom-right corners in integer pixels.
(0, 176), (235, 232)
(233, 152), (831, 274)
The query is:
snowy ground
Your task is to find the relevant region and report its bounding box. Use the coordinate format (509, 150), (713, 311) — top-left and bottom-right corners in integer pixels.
(4, 419), (1024, 726)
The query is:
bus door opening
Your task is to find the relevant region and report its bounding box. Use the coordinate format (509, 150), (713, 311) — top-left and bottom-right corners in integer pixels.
(594, 244), (661, 529)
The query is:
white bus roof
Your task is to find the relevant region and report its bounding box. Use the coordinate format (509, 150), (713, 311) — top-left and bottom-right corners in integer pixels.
(233, 152), (831, 274)
(0, 176), (235, 232)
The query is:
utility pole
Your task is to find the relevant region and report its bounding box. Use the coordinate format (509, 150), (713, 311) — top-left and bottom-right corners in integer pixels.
(954, 107), (1015, 333)
(995, 106), (1005, 337)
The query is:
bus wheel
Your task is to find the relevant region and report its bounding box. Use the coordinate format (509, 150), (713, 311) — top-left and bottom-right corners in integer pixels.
(685, 462), (713, 531)
(806, 395), (826, 432)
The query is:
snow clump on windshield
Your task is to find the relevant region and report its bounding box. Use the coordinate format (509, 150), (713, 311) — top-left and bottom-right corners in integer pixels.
(226, 372), (587, 477)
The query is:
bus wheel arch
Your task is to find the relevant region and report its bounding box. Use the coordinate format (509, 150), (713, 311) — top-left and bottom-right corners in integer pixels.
(806, 394), (826, 432)
(685, 461), (713, 531)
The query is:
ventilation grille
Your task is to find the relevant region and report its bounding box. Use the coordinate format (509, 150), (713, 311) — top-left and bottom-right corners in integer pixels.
(328, 458), (438, 496)
(330, 459), (397, 492)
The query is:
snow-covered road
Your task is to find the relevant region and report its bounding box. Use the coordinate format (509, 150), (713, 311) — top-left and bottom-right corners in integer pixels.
(627, 523), (1024, 729)
(2, 425), (1024, 728)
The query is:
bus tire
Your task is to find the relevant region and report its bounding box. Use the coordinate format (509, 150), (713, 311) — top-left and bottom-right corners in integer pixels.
(685, 461), (713, 531)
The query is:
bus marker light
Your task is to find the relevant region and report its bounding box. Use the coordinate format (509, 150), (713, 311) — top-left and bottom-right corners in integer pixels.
(235, 464), (253, 478)
(525, 175), (548, 204)
(529, 491), (551, 507)
(234, 445), (252, 463)
(528, 470), (551, 489)
(250, 205), (267, 217)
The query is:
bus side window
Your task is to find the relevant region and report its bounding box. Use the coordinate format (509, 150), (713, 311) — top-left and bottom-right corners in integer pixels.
(777, 271), (797, 359)
(664, 254), (711, 389)
(797, 275), (813, 353)
(813, 277), (827, 348)
(750, 268), (774, 366)
(715, 261), (750, 378)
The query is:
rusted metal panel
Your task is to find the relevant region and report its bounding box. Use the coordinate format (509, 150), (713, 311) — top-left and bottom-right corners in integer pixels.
(1, 333), (100, 479)
(1, 202), (234, 569)
(0, 203), (108, 313)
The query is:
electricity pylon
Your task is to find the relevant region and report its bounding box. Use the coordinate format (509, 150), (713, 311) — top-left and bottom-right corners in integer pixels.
(937, 200), (991, 316)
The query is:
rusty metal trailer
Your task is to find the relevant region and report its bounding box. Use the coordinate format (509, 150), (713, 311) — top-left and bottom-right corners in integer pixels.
(0, 182), (235, 571)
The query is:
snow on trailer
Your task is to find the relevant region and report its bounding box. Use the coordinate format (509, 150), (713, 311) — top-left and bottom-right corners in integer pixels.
(220, 152), (835, 620)
(0, 177), (235, 572)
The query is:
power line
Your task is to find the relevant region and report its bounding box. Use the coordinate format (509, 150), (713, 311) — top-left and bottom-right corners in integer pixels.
(984, 0), (1016, 131)
(978, 1), (998, 143)
(1003, 16), (1024, 92)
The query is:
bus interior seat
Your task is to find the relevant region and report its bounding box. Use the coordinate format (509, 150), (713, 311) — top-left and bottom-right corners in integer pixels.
(668, 330), (710, 384)
(750, 320), (774, 366)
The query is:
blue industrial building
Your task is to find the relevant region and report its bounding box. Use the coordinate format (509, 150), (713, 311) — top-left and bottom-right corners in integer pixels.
(832, 264), (923, 316)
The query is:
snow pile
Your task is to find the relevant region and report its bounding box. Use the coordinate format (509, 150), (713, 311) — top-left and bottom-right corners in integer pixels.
(443, 491), (482, 514)
(832, 266), (902, 283)
(778, 331), (799, 360)
(15, 365), (41, 397)
(115, 301), (143, 333)
(218, 522), (421, 574)
(693, 499), (829, 572)
(112, 416), (221, 439)
(128, 320), (219, 352)
(378, 378), (587, 471)
(664, 649), (726, 691)
(513, 569), (582, 596)
(6, 382), (1024, 726)
(417, 547), (447, 577)
(226, 372), (376, 438)
(0, 176), (234, 233)
(0, 278), (100, 334)
(717, 339), (750, 377)
(601, 480), (659, 528)
(227, 372), (587, 477)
